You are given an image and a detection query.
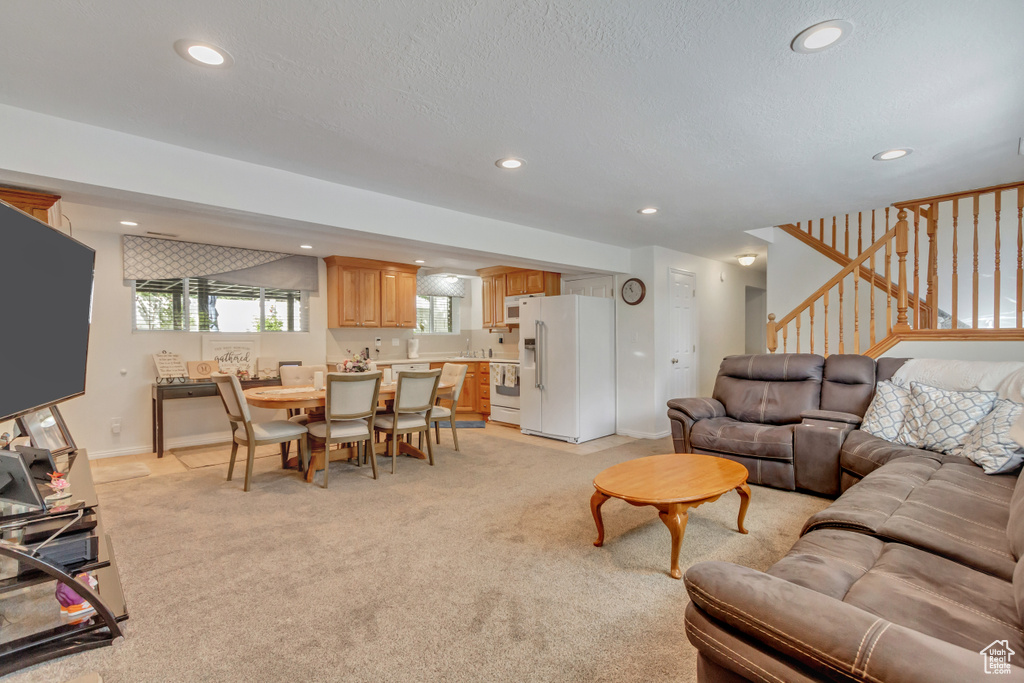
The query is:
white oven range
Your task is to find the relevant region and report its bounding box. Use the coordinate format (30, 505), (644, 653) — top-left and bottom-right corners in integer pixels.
(489, 359), (521, 425)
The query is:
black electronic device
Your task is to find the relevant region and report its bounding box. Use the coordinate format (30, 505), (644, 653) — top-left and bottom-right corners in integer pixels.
(17, 531), (99, 574)
(0, 199), (95, 421)
(0, 450), (46, 509)
(15, 445), (57, 482)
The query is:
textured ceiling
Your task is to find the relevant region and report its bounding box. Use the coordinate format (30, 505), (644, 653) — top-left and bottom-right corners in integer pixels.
(1, 0), (1023, 263)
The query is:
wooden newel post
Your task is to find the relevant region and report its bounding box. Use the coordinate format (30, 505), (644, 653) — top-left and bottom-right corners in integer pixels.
(894, 209), (912, 332)
(766, 313), (777, 353)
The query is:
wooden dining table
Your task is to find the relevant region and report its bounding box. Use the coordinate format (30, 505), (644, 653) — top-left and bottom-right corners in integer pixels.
(243, 382), (454, 481)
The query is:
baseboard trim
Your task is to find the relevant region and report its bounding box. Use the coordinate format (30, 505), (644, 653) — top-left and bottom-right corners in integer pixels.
(615, 429), (671, 440)
(87, 431), (232, 459)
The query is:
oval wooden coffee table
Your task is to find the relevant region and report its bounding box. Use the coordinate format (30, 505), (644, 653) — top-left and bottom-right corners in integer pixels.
(591, 453), (751, 579)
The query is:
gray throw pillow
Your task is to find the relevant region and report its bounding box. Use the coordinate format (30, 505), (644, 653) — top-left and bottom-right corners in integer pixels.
(861, 381), (911, 442)
(961, 399), (1024, 474)
(900, 382), (998, 455)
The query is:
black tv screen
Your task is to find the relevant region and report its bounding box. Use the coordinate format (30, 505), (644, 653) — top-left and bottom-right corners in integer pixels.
(0, 199), (94, 421)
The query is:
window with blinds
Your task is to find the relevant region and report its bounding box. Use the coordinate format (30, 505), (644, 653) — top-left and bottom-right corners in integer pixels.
(416, 295), (456, 334)
(133, 277), (307, 332)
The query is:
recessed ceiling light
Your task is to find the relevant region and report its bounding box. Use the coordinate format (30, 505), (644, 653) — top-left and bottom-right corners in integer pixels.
(174, 39), (233, 67)
(120, 220), (138, 226)
(495, 158), (524, 169)
(736, 254), (757, 267)
(638, 207), (658, 215)
(300, 244), (313, 249)
(872, 148), (912, 161)
(791, 20), (853, 53)
(415, 260), (426, 264)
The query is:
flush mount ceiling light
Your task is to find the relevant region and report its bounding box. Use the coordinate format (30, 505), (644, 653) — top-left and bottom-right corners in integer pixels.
(120, 220), (138, 226)
(791, 19), (853, 53)
(444, 275), (459, 284)
(300, 244), (313, 249)
(736, 254), (757, 266)
(415, 260), (426, 264)
(638, 207), (658, 215)
(495, 158), (524, 169)
(174, 39), (233, 67)
(872, 148), (913, 161)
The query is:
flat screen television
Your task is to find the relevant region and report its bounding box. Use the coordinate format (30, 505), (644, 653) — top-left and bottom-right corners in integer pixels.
(0, 199), (95, 421)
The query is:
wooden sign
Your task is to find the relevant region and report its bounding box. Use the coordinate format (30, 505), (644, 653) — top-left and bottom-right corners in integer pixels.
(201, 336), (260, 376)
(152, 351), (188, 379)
(187, 360), (219, 380)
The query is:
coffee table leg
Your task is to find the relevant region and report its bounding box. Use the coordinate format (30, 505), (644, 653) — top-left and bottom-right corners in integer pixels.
(736, 483), (751, 534)
(658, 503), (689, 580)
(591, 490), (610, 547)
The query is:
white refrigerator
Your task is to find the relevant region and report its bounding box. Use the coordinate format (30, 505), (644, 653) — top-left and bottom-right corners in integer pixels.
(518, 295), (616, 443)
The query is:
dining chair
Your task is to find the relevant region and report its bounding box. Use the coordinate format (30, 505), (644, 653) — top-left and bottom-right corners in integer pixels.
(211, 373), (308, 492)
(305, 371), (382, 487)
(279, 364), (329, 461)
(428, 363), (469, 451)
(373, 369), (441, 474)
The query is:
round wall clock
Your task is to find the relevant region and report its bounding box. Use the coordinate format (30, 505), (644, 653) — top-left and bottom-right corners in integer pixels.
(621, 278), (646, 305)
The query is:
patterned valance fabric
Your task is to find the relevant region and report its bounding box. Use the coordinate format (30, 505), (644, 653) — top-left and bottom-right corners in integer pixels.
(417, 274), (466, 298)
(122, 235), (318, 292)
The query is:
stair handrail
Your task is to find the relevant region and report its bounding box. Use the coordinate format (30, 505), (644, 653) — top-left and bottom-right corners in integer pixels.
(768, 210), (909, 353)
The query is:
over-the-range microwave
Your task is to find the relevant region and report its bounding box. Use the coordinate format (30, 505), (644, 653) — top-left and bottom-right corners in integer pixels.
(504, 294), (544, 325)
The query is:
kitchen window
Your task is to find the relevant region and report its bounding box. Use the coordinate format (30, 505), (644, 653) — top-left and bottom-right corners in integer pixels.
(133, 277), (308, 332)
(416, 295), (459, 334)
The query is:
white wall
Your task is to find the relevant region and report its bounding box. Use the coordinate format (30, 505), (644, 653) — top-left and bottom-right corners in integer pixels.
(615, 246), (766, 439)
(745, 287), (767, 354)
(884, 340), (1024, 361)
(60, 230), (329, 458)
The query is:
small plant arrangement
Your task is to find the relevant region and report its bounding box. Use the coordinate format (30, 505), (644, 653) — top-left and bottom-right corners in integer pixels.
(340, 349), (371, 373)
(47, 471), (71, 500)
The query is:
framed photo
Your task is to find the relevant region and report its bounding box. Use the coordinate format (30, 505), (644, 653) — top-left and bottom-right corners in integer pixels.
(16, 405), (76, 456)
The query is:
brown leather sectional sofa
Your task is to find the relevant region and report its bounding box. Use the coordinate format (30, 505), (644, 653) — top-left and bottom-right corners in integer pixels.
(668, 353), (909, 497)
(671, 354), (1024, 681)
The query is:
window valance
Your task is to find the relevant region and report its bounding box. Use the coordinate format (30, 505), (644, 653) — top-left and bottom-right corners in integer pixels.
(417, 274), (465, 298)
(122, 235), (319, 292)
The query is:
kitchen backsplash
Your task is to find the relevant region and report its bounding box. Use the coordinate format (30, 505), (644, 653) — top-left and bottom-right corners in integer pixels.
(326, 327), (519, 362)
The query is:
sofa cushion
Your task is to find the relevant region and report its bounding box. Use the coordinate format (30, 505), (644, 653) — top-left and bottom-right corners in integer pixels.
(820, 354), (876, 417)
(769, 528), (1023, 656)
(805, 456), (1018, 580)
(841, 429), (974, 480)
(901, 381), (998, 454)
(860, 381), (912, 442)
(1007, 473), (1024, 560)
(962, 399), (1024, 475)
(689, 417), (794, 461)
(712, 354), (823, 425)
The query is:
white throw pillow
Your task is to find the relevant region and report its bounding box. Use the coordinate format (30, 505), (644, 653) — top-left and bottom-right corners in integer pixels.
(861, 381), (912, 442)
(900, 382), (998, 454)
(961, 399), (1024, 474)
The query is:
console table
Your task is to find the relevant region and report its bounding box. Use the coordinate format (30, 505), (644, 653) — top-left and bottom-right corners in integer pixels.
(151, 378), (280, 458)
(0, 451), (127, 674)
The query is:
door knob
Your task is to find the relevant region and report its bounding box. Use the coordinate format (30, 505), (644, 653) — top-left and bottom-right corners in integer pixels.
(671, 358), (679, 364)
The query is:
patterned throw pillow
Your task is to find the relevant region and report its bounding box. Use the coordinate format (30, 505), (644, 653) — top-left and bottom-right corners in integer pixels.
(900, 382), (998, 454)
(961, 399), (1024, 474)
(861, 381), (912, 442)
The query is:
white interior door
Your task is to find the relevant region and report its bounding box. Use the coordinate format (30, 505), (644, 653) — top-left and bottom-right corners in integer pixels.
(563, 276), (615, 298)
(669, 269), (696, 398)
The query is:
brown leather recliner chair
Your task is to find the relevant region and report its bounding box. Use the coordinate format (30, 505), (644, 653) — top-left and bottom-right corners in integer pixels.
(668, 353), (877, 496)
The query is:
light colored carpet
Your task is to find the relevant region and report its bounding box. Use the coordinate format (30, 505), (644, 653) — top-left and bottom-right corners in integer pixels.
(90, 462), (150, 485)
(173, 442), (284, 469)
(9, 433), (830, 683)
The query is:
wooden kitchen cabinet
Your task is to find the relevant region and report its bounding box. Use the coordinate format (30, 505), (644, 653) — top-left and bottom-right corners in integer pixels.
(0, 187), (62, 228)
(476, 266), (561, 330)
(325, 256), (418, 328)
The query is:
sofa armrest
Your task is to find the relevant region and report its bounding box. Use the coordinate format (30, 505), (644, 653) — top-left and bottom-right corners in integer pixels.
(800, 409), (862, 426)
(667, 397), (726, 421)
(684, 562), (992, 683)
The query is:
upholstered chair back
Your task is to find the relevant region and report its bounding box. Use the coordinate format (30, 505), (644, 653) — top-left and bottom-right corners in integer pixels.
(440, 363), (469, 404)
(712, 354), (824, 425)
(819, 354), (878, 417)
(394, 369), (442, 414)
(325, 371), (382, 420)
(212, 372), (251, 423)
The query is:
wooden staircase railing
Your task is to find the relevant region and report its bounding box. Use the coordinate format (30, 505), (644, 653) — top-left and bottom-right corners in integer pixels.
(777, 208), (931, 322)
(768, 179), (1024, 357)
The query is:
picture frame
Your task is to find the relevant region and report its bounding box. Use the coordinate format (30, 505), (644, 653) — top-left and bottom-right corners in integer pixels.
(16, 405), (76, 456)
